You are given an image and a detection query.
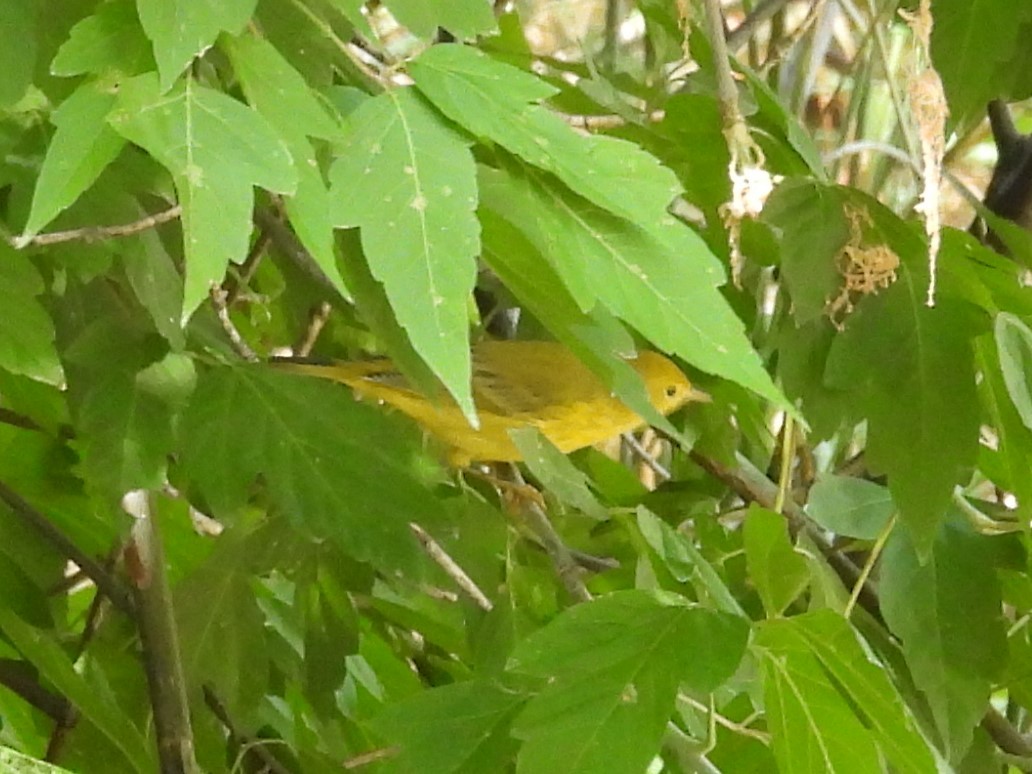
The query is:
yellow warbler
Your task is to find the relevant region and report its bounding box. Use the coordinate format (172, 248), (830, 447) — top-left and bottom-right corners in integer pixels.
(274, 340), (705, 466)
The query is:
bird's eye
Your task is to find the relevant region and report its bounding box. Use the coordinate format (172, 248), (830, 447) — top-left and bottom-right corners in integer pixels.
(665, 385), (679, 398)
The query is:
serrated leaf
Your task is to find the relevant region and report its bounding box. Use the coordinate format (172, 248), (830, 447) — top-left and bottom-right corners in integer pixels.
(508, 591), (747, 774)
(0, 3), (36, 107)
(329, 88), (479, 422)
(50, 0), (153, 77)
(0, 608), (153, 771)
(880, 515), (1007, 760)
(479, 164), (785, 407)
(0, 245), (63, 385)
(508, 427), (608, 520)
(824, 206), (980, 551)
(0, 746), (77, 773)
(76, 353), (195, 496)
(806, 475), (894, 540)
(136, 0), (256, 90)
(372, 681), (523, 774)
(480, 207), (674, 438)
(226, 34), (348, 298)
(636, 507), (746, 616)
(174, 524), (270, 712)
(761, 179), (848, 325)
(410, 44), (685, 226)
(931, 0), (1032, 122)
(386, 0), (498, 38)
(743, 505), (808, 617)
(108, 73), (296, 320)
(179, 365), (440, 571)
(24, 80), (126, 237)
(756, 619), (887, 774)
(995, 312), (1032, 430)
(789, 611), (937, 772)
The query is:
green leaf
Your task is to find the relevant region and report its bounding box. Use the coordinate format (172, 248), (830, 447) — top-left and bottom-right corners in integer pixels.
(637, 507), (746, 617)
(372, 681), (523, 774)
(825, 210), (981, 551)
(976, 336), (1032, 510)
(479, 164), (785, 407)
(0, 245), (63, 386)
(108, 73), (296, 320)
(994, 312), (1032, 430)
(0, 747), (77, 773)
(225, 34), (348, 298)
(174, 523), (271, 712)
(757, 615), (894, 773)
(879, 515), (1007, 761)
(931, 0), (1032, 122)
(0, 2), (36, 107)
(136, 0), (256, 90)
(75, 353), (195, 496)
(479, 207), (675, 439)
(806, 475), (894, 540)
(386, 0), (498, 38)
(50, 0), (153, 77)
(179, 365), (440, 571)
(761, 179), (848, 325)
(508, 590), (748, 774)
(743, 505), (808, 617)
(789, 611), (936, 772)
(0, 608), (153, 772)
(509, 427), (608, 520)
(329, 88), (479, 422)
(23, 80), (126, 237)
(410, 44), (684, 226)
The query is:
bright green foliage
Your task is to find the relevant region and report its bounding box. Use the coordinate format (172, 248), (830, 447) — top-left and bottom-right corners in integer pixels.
(329, 88), (480, 422)
(108, 73), (296, 319)
(1, 2), (1031, 773)
(880, 515), (1008, 760)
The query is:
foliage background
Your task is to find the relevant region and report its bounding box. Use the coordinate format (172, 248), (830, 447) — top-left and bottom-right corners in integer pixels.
(1, 0), (1032, 771)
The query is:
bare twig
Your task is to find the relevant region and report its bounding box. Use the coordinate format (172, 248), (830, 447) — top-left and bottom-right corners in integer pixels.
(46, 544), (123, 762)
(223, 228), (272, 306)
(410, 523), (493, 611)
(13, 206), (181, 248)
(0, 479), (134, 615)
(210, 287), (258, 362)
(0, 659), (69, 721)
(507, 466), (592, 603)
(726, 0), (794, 51)
(203, 685), (293, 774)
(128, 496), (199, 774)
(552, 109), (666, 132)
(621, 432), (671, 481)
(295, 301), (333, 357)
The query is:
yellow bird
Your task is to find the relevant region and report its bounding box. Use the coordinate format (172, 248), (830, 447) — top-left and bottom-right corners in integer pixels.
(273, 340), (706, 466)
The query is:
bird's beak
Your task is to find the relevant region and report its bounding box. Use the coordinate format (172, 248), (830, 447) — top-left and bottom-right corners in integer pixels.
(690, 387), (712, 403)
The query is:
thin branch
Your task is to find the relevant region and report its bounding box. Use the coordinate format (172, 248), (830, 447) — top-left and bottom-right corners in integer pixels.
(726, 0), (793, 51)
(622, 432), (671, 481)
(203, 685), (293, 774)
(12, 206), (181, 249)
(689, 451), (1032, 759)
(223, 227), (272, 306)
(128, 496), (199, 774)
(0, 407), (43, 432)
(507, 466), (592, 603)
(210, 287), (258, 363)
(0, 479), (134, 615)
(295, 301), (333, 357)
(0, 659), (70, 721)
(410, 523), (493, 612)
